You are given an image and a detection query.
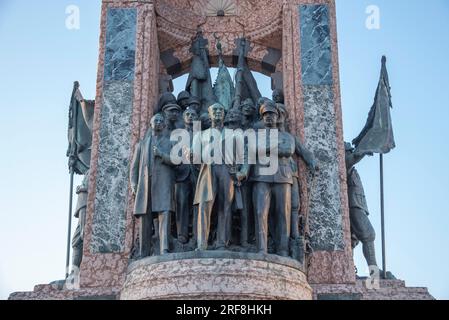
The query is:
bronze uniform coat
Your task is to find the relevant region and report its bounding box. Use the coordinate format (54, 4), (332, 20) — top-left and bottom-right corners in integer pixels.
(130, 133), (176, 216)
(192, 128), (248, 205)
(345, 152), (369, 214)
(347, 167), (369, 214)
(250, 131), (295, 185)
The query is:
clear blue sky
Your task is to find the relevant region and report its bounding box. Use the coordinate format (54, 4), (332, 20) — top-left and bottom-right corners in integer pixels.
(0, 0), (448, 300)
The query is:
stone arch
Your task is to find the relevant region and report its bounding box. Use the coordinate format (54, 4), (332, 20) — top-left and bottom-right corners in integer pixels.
(155, 0), (284, 82)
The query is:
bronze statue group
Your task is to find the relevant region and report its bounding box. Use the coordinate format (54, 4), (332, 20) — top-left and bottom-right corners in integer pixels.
(68, 33), (385, 279)
(130, 88), (317, 265)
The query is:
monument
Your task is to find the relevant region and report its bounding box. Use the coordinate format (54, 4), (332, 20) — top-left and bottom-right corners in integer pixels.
(9, 0), (433, 300)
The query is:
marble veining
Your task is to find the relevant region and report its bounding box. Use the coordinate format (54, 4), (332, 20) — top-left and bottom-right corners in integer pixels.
(91, 7), (138, 253)
(104, 8), (137, 81)
(299, 4), (333, 85)
(303, 85), (344, 251)
(91, 81), (135, 253)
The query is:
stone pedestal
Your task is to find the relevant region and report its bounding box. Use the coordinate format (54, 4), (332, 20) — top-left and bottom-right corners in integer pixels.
(9, 277), (434, 300)
(312, 279), (435, 300)
(9, 261), (434, 300)
(120, 252), (313, 300)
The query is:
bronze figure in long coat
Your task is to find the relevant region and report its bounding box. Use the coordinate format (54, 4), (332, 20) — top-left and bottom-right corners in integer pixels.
(130, 114), (176, 256)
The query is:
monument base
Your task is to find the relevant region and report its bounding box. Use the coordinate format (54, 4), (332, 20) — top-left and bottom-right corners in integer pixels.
(120, 251), (312, 300)
(9, 252), (434, 300)
(8, 284), (120, 300)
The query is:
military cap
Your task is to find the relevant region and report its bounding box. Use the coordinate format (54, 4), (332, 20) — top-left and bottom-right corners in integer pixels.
(162, 103), (182, 112)
(259, 100), (278, 117)
(177, 91), (191, 103)
(187, 96), (201, 106)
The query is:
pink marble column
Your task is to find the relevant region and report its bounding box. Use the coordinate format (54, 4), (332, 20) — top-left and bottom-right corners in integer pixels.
(282, 0), (355, 285)
(80, 0), (159, 289)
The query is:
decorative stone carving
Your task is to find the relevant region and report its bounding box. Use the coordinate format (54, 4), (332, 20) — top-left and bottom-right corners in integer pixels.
(204, 0), (237, 17)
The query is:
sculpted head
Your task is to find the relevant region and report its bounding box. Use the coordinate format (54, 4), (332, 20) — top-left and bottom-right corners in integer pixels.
(177, 91), (191, 110)
(162, 104), (182, 123)
(225, 108), (243, 129)
(260, 100), (279, 129)
(187, 96), (201, 114)
(208, 103), (226, 123)
(241, 98), (256, 116)
(183, 108), (199, 126)
(200, 113), (212, 130)
(151, 113), (166, 133)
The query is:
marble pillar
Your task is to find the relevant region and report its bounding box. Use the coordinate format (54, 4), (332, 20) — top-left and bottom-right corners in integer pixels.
(80, 0), (159, 289)
(283, 0), (355, 285)
(298, 2), (354, 284)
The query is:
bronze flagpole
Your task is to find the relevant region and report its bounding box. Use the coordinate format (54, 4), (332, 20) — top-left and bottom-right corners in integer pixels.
(66, 169), (75, 279)
(380, 153), (386, 279)
(65, 82), (79, 279)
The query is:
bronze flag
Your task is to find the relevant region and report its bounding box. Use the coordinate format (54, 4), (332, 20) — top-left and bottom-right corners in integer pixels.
(66, 82), (94, 175)
(353, 56), (396, 154)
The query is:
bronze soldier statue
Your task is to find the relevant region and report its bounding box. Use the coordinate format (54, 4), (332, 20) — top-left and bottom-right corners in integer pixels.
(345, 142), (378, 271)
(276, 102), (317, 262)
(251, 100), (295, 256)
(130, 114), (177, 256)
(68, 85), (94, 274)
(186, 31), (216, 115)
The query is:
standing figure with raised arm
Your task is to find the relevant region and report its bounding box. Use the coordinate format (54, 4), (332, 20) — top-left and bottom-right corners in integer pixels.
(186, 31), (216, 115)
(345, 142), (379, 272)
(276, 102), (317, 262)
